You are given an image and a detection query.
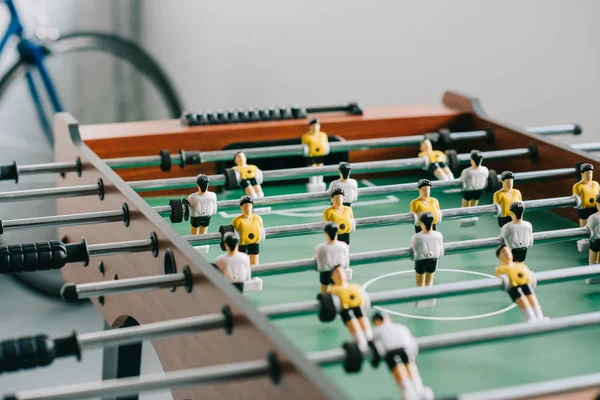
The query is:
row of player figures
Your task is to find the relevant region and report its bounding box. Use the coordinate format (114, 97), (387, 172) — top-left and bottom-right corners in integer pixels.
(186, 146), (600, 316)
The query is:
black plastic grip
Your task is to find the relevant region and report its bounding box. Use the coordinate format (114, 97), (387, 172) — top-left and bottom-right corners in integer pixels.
(0, 239), (89, 274)
(0, 162), (18, 183)
(0, 332), (80, 374)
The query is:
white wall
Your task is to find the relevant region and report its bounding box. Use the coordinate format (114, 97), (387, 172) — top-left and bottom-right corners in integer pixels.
(140, 0), (600, 145)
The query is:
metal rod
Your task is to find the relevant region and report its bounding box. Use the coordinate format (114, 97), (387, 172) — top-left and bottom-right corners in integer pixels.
(0, 205), (171, 233)
(52, 264), (600, 352)
(77, 313), (226, 350)
(7, 359), (271, 400)
(9, 310), (600, 400)
(571, 142), (600, 152)
(17, 161), (79, 176)
(186, 196), (581, 247)
(127, 146), (533, 191)
(5, 124), (582, 177)
(0, 146), (540, 202)
(87, 239), (154, 258)
(456, 372), (600, 400)
(71, 274), (187, 300)
(252, 227), (589, 276)
(0, 184), (99, 203)
(526, 124), (581, 136)
(0, 168), (577, 233)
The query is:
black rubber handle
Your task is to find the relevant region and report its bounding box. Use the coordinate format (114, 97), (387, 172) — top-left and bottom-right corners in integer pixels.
(0, 239), (89, 274)
(0, 161), (18, 183)
(0, 332), (80, 374)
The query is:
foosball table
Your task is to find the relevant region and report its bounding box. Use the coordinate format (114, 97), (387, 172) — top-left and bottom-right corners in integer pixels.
(0, 91), (599, 400)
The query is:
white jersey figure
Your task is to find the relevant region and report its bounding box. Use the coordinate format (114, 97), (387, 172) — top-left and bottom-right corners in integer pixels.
(316, 222), (351, 293)
(500, 202), (533, 263)
(459, 150), (489, 228)
(410, 212), (443, 308)
(215, 232), (251, 292)
(372, 312), (433, 400)
(188, 174), (218, 235)
(328, 162), (358, 206)
(585, 194), (600, 284)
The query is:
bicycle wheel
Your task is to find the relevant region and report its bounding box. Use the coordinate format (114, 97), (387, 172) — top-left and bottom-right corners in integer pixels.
(0, 32), (184, 298)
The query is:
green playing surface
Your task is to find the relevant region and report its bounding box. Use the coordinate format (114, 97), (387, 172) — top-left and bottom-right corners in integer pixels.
(146, 175), (600, 399)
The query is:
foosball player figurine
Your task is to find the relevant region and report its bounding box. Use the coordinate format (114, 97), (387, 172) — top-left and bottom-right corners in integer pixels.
(215, 232), (262, 292)
(418, 138), (454, 181)
(328, 162), (358, 206)
(500, 202), (533, 262)
(584, 193), (600, 285)
(494, 245), (544, 322)
(231, 196), (265, 265)
(409, 212), (444, 308)
(409, 179), (441, 233)
(327, 265), (373, 351)
(493, 171), (522, 228)
(573, 163), (599, 252)
(323, 188), (355, 246)
(232, 151), (264, 199)
(315, 222), (351, 293)
(458, 150), (489, 227)
(188, 174), (217, 235)
(301, 118), (330, 192)
(371, 312), (433, 400)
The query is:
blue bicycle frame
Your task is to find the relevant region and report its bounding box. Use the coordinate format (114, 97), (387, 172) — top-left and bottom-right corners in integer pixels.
(0, 0), (64, 145)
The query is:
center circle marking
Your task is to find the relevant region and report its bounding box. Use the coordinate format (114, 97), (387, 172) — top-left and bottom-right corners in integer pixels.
(361, 268), (517, 321)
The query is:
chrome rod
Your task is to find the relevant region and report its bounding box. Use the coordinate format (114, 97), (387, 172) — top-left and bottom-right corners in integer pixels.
(252, 227), (589, 276)
(187, 196), (581, 247)
(69, 274), (187, 300)
(87, 239), (154, 258)
(9, 310), (600, 400)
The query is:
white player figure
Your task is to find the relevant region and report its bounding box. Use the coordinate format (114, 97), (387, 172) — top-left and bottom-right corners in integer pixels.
(409, 212), (444, 308)
(188, 174), (218, 254)
(315, 222), (351, 293)
(585, 193), (600, 285)
(458, 150), (489, 227)
(500, 202), (533, 263)
(215, 232), (262, 292)
(372, 312), (433, 400)
(328, 162), (358, 206)
(188, 174), (218, 235)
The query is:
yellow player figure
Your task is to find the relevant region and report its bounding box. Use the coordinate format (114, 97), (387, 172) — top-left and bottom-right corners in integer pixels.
(409, 179), (441, 233)
(327, 265), (373, 351)
(231, 196), (265, 265)
(371, 312), (433, 400)
(584, 193), (600, 285)
(418, 139), (454, 180)
(323, 188), (355, 246)
(494, 245), (545, 322)
(302, 118), (330, 192)
(493, 171), (522, 228)
(232, 151), (264, 199)
(187, 174), (217, 235)
(573, 163), (599, 227)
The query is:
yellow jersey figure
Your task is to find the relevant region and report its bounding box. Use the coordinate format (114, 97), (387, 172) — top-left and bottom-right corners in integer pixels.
(231, 196), (264, 265)
(302, 118), (330, 192)
(327, 265), (373, 351)
(409, 179), (440, 233)
(494, 245), (544, 322)
(232, 151), (264, 199)
(323, 188), (355, 245)
(573, 163), (599, 227)
(493, 171), (522, 227)
(418, 139), (454, 181)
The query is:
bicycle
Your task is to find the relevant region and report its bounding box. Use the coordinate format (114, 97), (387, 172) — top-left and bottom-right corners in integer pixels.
(0, 0), (184, 297)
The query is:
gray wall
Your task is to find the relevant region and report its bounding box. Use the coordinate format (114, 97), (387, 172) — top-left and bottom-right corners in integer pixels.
(140, 0), (600, 145)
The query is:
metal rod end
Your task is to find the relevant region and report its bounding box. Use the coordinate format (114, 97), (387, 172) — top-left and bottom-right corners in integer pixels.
(60, 283), (78, 302)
